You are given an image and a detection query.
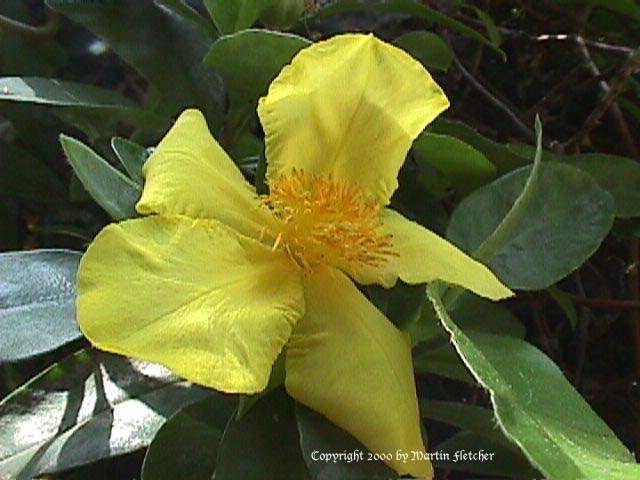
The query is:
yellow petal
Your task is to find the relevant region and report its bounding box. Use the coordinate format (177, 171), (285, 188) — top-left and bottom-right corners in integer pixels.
(137, 109), (274, 239)
(285, 266), (432, 478)
(349, 209), (513, 300)
(77, 215), (304, 394)
(258, 33), (449, 205)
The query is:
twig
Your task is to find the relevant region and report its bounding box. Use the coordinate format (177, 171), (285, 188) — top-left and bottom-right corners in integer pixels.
(450, 49), (537, 144)
(0, 9), (61, 39)
(535, 33), (634, 56)
(569, 295), (640, 310)
(567, 40), (640, 156)
(455, 43), (484, 111)
(522, 62), (584, 120)
(457, 13), (635, 56)
(573, 272), (591, 388)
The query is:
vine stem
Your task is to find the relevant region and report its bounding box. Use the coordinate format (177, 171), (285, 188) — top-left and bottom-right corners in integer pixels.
(443, 116), (543, 308)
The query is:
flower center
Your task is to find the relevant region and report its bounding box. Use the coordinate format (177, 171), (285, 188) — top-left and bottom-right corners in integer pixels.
(261, 170), (396, 270)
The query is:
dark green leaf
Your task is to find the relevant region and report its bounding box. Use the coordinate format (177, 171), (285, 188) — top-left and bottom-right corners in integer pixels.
(450, 293), (525, 338)
(111, 137), (150, 187)
(156, 0), (217, 38)
(0, 77), (137, 109)
(413, 132), (496, 191)
(204, 0), (271, 33)
(0, 349), (212, 478)
(547, 285), (578, 329)
(447, 162), (615, 290)
(60, 134), (141, 221)
(467, 6), (503, 47)
(215, 389), (307, 480)
(46, 0), (224, 124)
(313, 0), (506, 59)
(429, 119), (528, 174)
(427, 286), (640, 480)
(509, 145), (640, 218)
(435, 432), (538, 477)
(259, 0), (306, 30)
(414, 342), (475, 384)
(564, 154), (640, 219)
(0, 250), (82, 362)
(413, 292), (524, 383)
(205, 29), (310, 109)
(421, 400), (507, 445)
(141, 394), (236, 480)
(0, 78), (168, 134)
(393, 31), (453, 71)
(296, 403), (397, 479)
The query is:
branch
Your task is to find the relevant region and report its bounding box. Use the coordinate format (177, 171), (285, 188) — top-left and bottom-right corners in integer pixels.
(569, 295), (640, 310)
(450, 49), (537, 144)
(566, 40), (640, 157)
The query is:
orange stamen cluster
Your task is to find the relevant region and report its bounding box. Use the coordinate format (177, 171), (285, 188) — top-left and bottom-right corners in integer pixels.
(262, 170), (397, 270)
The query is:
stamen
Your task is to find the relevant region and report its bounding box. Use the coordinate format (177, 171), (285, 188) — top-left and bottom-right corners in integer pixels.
(261, 169), (398, 270)
(272, 232), (283, 251)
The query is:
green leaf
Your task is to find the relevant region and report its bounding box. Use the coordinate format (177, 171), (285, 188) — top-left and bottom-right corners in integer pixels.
(0, 78), (168, 135)
(205, 29), (310, 109)
(547, 285), (579, 329)
(46, 0), (224, 124)
(435, 432), (538, 477)
(447, 150), (615, 290)
(59, 134), (141, 221)
(427, 286), (640, 480)
(0, 250), (82, 362)
(204, 0), (270, 34)
(429, 119), (528, 174)
(215, 389), (307, 480)
(313, 0), (506, 59)
(414, 341), (475, 384)
(564, 154), (640, 219)
(393, 31), (453, 71)
(111, 137), (150, 187)
(296, 403), (397, 479)
(450, 292), (525, 338)
(509, 145), (640, 218)
(467, 6), (503, 47)
(0, 349), (211, 478)
(141, 395), (236, 480)
(0, 77), (138, 109)
(413, 132), (496, 191)
(155, 0), (217, 38)
(413, 292), (525, 383)
(259, 0), (306, 30)
(421, 400), (508, 445)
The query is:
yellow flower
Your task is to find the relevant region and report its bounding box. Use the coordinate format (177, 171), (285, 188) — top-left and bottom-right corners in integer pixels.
(77, 34), (512, 478)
